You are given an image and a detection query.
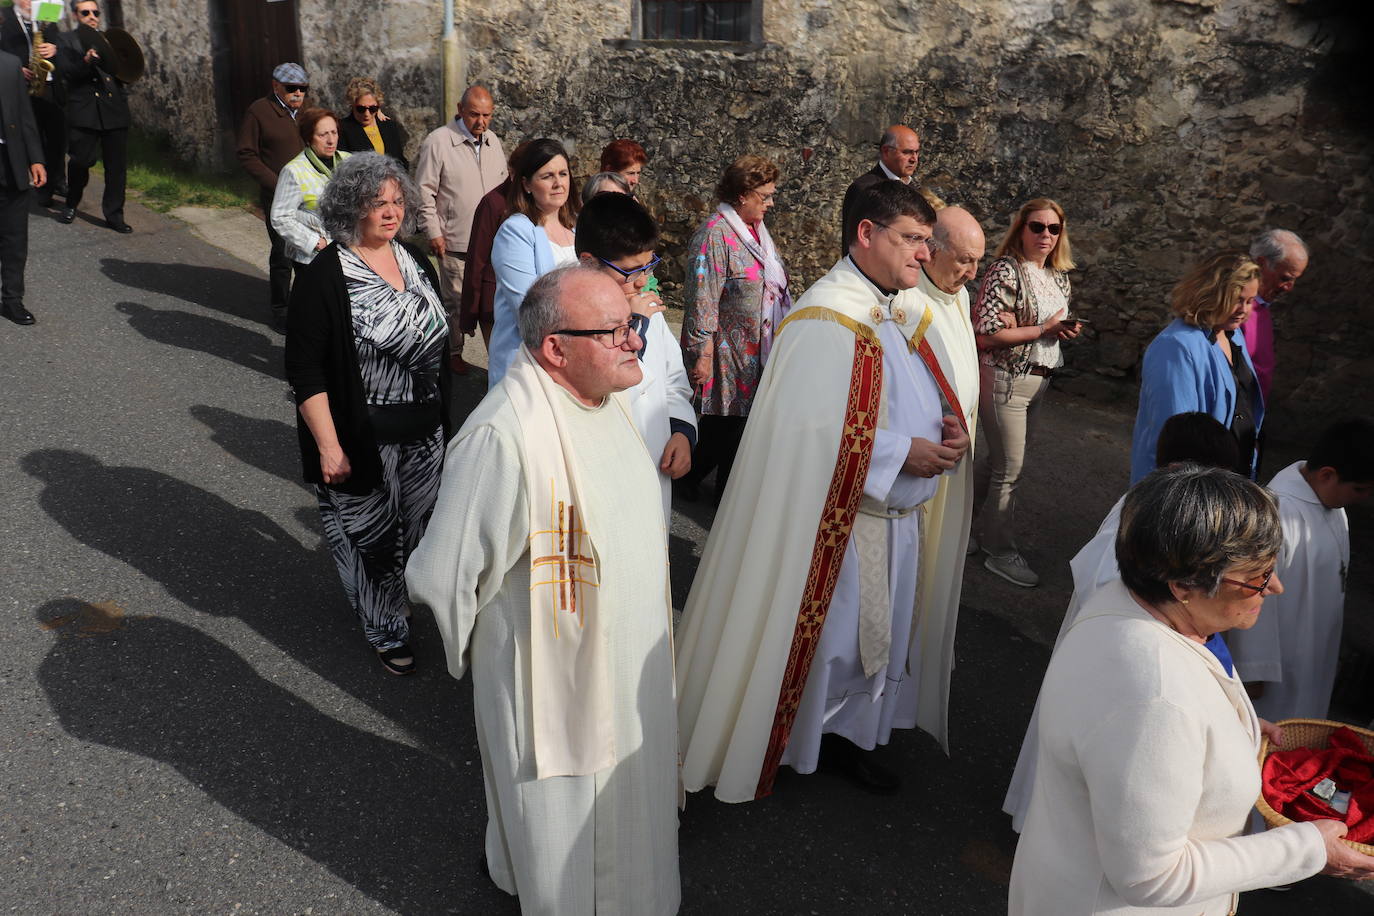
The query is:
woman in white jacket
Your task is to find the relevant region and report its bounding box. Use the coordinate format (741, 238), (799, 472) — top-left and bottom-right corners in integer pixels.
(573, 191), (695, 524)
(270, 108), (351, 268)
(1010, 465), (1374, 915)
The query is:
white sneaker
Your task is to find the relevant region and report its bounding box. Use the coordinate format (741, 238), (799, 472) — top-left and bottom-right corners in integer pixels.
(984, 552), (1039, 588)
(965, 535), (980, 557)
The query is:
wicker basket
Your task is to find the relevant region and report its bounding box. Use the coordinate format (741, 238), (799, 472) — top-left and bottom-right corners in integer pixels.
(1255, 717), (1374, 855)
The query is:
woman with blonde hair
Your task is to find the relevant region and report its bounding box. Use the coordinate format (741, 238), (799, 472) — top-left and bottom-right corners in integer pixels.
(678, 153), (791, 503)
(971, 197), (1081, 587)
(1129, 250), (1264, 483)
(336, 77), (409, 169)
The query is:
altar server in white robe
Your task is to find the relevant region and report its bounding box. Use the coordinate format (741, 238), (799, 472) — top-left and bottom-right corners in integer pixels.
(1003, 411), (1241, 831)
(1229, 416), (1374, 723)
(910, 206), (983, 727)
(676, 182), (971, 803)
(574, 191), (696, 524)
(406, 264), (680, 915)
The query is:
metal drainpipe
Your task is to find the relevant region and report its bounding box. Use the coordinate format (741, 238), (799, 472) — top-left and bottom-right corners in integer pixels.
(442, 0), (462, 123)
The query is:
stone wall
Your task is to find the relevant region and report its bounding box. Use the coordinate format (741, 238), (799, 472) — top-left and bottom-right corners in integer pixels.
(125, 0), (1371, 439)
(460, 0), (1372, 439)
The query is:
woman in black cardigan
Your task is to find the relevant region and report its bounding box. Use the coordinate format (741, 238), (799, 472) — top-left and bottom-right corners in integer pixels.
(285, 153), (449, 675)
(336, 77), (409, 170)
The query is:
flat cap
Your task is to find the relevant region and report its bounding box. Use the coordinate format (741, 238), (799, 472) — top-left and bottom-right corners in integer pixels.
(272, 62), (308, 84)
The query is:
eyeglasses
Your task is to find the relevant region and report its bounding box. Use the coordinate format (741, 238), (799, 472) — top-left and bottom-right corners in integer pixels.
(77, 8), (100, 16)
(596, 253), (661, 281)
(1027, 220), (1062, 236)
(554, 314), (646, 349)
(751, 190), (775, 204)
(354, 104), (380, 114)
(871, 221), (932, 251)
(283, 84), (309, 94)
(1220, 567), (1276, 596)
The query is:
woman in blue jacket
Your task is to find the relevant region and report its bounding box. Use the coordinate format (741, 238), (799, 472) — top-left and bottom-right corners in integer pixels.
(1130, 251), (1264, 483)
(486, 139), (579, 386)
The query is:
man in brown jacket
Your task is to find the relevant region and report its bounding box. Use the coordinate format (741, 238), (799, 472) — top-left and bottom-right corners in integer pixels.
(415, 85), (507, 371)
(236, 63), (308, 328)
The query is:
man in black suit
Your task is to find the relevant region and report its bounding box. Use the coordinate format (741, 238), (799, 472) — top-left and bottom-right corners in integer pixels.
(840, 124), (944, 251)
(0, 0), (66, 207)
(56, 0), (130, 232)
(0, 48), (48, 325)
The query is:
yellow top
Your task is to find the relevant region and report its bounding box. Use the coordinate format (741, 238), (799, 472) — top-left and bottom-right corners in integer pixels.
(363, 122), (384, 154)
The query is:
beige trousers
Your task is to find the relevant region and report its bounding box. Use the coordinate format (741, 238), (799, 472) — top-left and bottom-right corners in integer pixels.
(437, 252), (466, 348)
(976, 365), (1049, 557)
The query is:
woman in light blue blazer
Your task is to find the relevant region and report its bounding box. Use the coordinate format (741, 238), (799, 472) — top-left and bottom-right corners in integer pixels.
(486, 139), (579, 387)
(1130, 251), (1265, 483)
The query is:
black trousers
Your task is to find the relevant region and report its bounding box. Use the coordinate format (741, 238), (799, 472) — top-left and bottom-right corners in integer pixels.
(66, 125), (127, 224)
(0, 181), (31, 308)
(31, 96), (65, 199)
(260, 188), (294, 311)
(684, 414), (748, 497)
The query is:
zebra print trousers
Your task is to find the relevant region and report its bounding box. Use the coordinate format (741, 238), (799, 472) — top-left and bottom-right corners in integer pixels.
(315, 428), (445, 651)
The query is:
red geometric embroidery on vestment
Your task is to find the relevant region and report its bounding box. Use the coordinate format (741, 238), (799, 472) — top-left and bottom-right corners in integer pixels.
(754, 333), (882, 799)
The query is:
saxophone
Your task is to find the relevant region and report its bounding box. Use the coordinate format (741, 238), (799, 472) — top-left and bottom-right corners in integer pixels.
(28, 25), (54, 97)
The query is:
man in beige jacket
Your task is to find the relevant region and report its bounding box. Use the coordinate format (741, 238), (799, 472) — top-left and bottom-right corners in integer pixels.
(415, 85), (507, 370)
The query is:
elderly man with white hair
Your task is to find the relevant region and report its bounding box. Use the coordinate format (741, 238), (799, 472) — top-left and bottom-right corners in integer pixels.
(1241, 228), (1308, 403)
(910, 205), (984, 691)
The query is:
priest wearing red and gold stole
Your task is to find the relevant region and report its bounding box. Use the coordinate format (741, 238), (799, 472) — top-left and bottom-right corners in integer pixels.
(676, 182), (971, 803)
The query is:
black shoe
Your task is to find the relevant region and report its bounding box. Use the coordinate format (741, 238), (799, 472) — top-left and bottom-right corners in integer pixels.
(52, 183), (67, 198)
(108, 220), (133, 234)
(57, 207), (75, 224)
(820, 734), (901, 795)
(2, 302), (35, 325)
(377, 643), (415, 676)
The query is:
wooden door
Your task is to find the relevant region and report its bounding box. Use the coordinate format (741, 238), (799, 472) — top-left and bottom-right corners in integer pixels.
(213, 0), (301, 132)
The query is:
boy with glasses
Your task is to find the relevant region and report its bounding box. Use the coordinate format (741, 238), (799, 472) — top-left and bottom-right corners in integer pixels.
(574, 191), (695, 523)
(1228, 417), (1374, 723)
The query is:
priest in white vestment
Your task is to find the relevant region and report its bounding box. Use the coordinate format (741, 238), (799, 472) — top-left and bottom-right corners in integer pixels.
(406, 265), (680, 915)
(1004, 412), (1249, 831)
(908, 207), (983, 748)
(1228, 418), (1374, 723)
(676, 182), (971, 803)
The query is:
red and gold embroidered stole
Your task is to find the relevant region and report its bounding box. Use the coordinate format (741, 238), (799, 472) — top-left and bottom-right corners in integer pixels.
(755, 310), (884, 799)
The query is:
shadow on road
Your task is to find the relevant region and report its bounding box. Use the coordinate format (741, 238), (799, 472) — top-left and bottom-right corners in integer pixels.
(35, 603), (518, 915)
(18, 448), (465, 752)
(100, 258), (270, 327)
(115, 301), (283, 379)
(190, 405), (302, 487)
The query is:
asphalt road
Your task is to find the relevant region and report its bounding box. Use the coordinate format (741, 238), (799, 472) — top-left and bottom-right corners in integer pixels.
(3, 191), (1370, 914)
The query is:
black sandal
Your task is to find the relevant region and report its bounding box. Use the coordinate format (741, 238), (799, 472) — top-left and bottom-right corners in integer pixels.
(377, 643), (415, 676)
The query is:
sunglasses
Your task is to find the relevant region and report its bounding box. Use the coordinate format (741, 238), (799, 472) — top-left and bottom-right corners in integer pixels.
(1027, 220), (1062, 236)
(77, 8), (100, 16)
(354, 104), (380, 114)
(283, 84), (309, 94)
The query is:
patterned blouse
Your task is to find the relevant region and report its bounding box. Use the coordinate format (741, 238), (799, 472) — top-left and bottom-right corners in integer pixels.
(339, 243), (448, 407)
(972, 255), (1073, 378)
(681, 213), (778, 417)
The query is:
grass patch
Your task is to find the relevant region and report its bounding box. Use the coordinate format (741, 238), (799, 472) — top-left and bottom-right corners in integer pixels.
(106, 128), (258, 213)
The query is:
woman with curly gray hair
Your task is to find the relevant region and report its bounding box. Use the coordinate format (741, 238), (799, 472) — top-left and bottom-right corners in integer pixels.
(284, 152), (451, 676)
(1010, 465), (1374, 914)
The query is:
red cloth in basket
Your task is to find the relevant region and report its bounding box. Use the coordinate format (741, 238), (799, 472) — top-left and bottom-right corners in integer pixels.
(1261, 726), (1374, 843)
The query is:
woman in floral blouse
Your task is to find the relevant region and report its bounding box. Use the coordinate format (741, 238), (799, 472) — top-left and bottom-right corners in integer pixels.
(972, 198), (1081, 588)
(679, 154), (791, 503)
